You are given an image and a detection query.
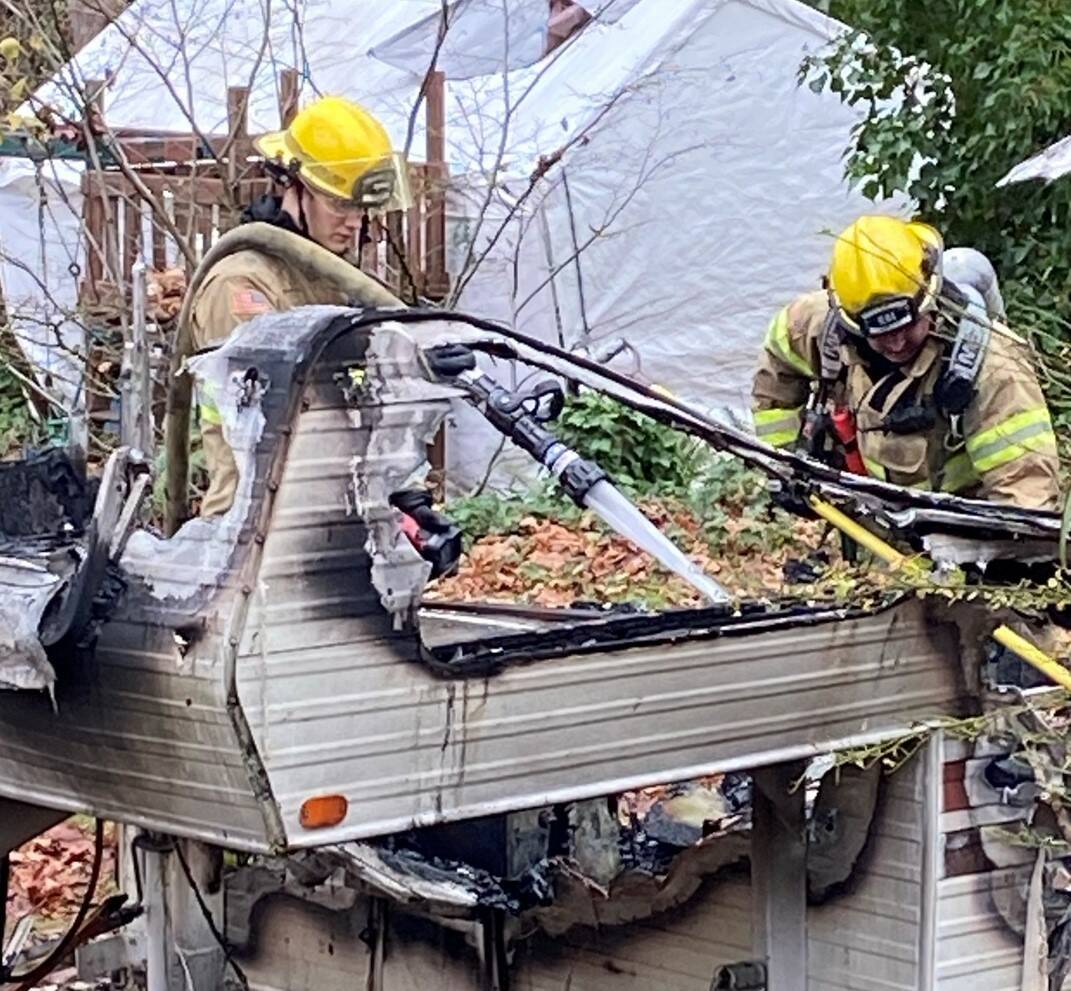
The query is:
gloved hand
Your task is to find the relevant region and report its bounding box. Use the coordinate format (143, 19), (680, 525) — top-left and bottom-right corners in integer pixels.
(408, 503), (456, 535)
(423, 343), (476, 379)
(389, 488), (453, 532)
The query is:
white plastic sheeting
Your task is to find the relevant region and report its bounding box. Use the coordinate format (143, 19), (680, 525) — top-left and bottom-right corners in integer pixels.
(34, 0), (441, 141)
(371, 0), (643, 81)
(13, 0), (901, 490)
(0, 558), (60, 691)
(443, 0), (904, 488)
(998, 133), (1071, 186)
(0, 158), (86, 410)
(33, 0), (644, 156)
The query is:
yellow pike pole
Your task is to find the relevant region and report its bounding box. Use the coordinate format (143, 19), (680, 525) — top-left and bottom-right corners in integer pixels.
(807, 495), (1071, 692)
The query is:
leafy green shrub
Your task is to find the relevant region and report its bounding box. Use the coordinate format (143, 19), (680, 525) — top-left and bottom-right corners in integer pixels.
(554, 389), (707, 493)
(805, 1), (1071, 432)
(0, 362), (44, 456)
(447, 392), (783, 545)
(688, 453), (770, 515)
(447, 479), (583, 544)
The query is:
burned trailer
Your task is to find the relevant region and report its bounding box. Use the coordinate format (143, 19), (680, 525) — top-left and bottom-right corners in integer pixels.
(1, 302), (1063, 991)
(0, 305), (977, 855)
(219, 730), (1061, 991)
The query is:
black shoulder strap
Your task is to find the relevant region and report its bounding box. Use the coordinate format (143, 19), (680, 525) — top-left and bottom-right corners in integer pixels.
(934, 281), (990, 417)
(818, 309), (846, 384)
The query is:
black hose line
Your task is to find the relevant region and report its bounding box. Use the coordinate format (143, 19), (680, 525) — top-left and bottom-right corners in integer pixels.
(317, 307), (1060, 532)
(10, 820), (104, 991)
(184, 302), (1060, 537)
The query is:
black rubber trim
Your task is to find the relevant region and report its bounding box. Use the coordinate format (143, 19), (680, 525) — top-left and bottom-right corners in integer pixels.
(418, 597), (889, 676)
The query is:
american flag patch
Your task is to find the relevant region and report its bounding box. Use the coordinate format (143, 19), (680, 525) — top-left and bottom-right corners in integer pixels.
(231, 288), (272, 316)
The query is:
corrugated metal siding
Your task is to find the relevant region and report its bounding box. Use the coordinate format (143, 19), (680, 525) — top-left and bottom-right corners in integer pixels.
(237, 328), (967, 851)
(0, 330), (974, 861)
(0, 324), (291, 847)
(0, 617), (265, 847)
(512, 874), (751, 991)
(243, 526), (968, 848)
(935, 871), (1024, 991)
(935, 738), (1033, 990)
(807, 751), (927, 991)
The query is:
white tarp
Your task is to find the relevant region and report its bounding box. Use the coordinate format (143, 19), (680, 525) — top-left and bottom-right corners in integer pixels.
(13, 0), (902, 490)
(371, 0), (643, 81)
(441, 0), (904, 487)
(0, 158), (86, 410)
(11, 0), (441, 416)
(32, 0), (643, 155)
(998, 133), (1071, 187)
(33, 0), (441, 144)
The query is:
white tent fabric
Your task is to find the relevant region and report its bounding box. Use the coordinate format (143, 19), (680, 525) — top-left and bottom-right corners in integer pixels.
(34, 0), (441, 143)
(12, 0), (441, 418)
(11, 0), (903, 491)
(442, 0), (904, 488)
(371, 0), (643, 81)
(34, 0), (646, 156)
(998, 134), (1071, 187)
(0, 159), (86, 410)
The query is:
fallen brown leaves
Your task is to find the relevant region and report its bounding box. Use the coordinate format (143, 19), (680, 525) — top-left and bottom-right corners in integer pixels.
(145, 267), (187, 323)
(7, 818), (117, 940)
(618, 774), (726, 823)
(431, 499), (823, 608)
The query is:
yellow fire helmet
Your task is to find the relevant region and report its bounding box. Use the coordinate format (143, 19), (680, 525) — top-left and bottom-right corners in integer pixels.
(828, 215), (944, 337)
(255, 95), (411, 213)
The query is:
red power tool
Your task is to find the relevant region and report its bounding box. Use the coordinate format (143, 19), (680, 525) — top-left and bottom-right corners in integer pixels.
(389, 488), (463, 579)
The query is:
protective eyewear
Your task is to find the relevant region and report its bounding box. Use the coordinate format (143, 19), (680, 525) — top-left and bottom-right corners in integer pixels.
(303, 183), (366, 218)
(855, 295), (921, 337)
(832, 290), (925, 339)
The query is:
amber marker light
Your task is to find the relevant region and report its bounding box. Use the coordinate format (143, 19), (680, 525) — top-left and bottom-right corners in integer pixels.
(300, 794), (348, 829)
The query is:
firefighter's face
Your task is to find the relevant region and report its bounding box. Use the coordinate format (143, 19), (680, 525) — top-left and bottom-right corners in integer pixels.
(302, 185), (364, 254)
(869, 315), (932, 364)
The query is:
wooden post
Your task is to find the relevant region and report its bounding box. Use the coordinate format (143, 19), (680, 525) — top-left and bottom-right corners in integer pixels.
(82, 80), (116, 295)
(751, 760), (808, 990)
(423, 70), (449, 300)
(226, 85), (252, 184)
(406, 182), (423, 293)
(423, 73), (449, 494)
(385, 210), (409, 298)
(82, 175), (105, 294)
(224, 85), (252, 228)
(279, 69), (300, 127)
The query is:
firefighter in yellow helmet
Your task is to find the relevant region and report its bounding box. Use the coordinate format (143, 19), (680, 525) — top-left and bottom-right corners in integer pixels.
(188, 95), (409, 516)
(752, 215), (1060, 509)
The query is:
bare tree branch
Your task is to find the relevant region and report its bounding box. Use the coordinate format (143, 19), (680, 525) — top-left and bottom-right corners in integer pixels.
(404, 0), (451, 159)
(449, 84), (632, 305)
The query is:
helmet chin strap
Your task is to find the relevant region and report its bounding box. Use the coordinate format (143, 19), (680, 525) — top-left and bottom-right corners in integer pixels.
(294, 183), (311, 239)
(275, 172), (313, 241)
